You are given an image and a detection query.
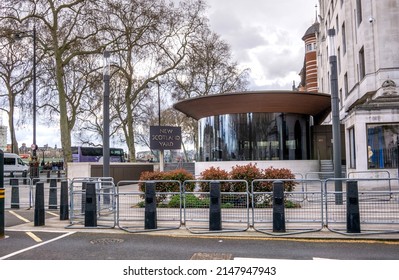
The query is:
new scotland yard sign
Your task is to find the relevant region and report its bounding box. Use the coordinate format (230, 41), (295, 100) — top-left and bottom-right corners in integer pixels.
(150, 126), (182, 150)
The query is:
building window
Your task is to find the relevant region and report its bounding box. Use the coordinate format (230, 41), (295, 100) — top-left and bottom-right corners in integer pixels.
(356, 0), (363, 25)
(342, 22), (346, 54)
(349, 127), (356, 168)
(367, 123), (399, 169)
(344, 72), (349, 96)
(338, 47), (341, 73)
(359, 46), (365, 79)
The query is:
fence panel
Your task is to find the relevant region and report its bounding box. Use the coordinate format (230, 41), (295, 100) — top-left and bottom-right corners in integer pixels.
(325, 178), (399, 235)
(2, 177), (33, 209)
(67, 177), (116, 229)
(183, 180), (250, 234)
(251, 179), (324, 235)
(116, 180), (182, 233)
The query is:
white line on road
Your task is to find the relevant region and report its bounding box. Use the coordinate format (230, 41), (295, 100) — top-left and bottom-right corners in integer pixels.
(0, 231), (76, 260)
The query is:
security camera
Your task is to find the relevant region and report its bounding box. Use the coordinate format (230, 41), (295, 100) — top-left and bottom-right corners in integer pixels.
(369, 17), (375, 23)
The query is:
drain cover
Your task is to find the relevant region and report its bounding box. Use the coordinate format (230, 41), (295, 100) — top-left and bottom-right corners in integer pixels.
(90, 238), (124, 245)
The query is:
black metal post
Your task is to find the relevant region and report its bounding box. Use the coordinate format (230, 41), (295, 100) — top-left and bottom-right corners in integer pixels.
(0, 150), (4, 238)
(272, 181), (286, 232)
(209, 181), (222, 231)
(346, 180), (361, 233)
(144, 182), (157, 230)
(60, 181), (69, 220)
(103, 50), (110, 177)
(84, 183), (97, 227)
(328, 28), (343, 205)
(34, 182), (45, 226)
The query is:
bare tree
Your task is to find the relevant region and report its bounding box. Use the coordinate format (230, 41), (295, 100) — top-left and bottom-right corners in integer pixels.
(101, 0), (208, 161)
(0, 0), (107, 166)
(0, 27), (37, 154)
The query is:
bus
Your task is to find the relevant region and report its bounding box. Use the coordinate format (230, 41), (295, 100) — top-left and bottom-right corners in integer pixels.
(71, 146), (125, 162)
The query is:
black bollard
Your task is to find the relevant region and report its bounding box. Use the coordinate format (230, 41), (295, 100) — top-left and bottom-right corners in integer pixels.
(84, 183), (97, 227)
(272, 181), (286, 232)
(10, 178), (19, 209)
(346, 180), (361, 233)
(0, 150), (4, 238)
(209, 181), (222, 231)
(47, 170), (51, 183)
(49, 179), (58, 209)
(0, 188), (4, 239)
(34, 182), (45, 226)
(144, 182), (157, 229)
(60, 181), (69, 220)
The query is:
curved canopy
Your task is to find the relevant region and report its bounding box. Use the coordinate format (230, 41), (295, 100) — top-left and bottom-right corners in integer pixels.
(173, 90), (331, 124)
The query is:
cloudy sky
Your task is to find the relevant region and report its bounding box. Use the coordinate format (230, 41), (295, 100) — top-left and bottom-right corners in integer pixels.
(8, 0), (318, 150)
(207, 0), (318, 90)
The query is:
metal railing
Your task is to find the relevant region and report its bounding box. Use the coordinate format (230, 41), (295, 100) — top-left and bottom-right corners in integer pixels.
(116, 180), (182, 233)
(67, 177), (116, 229)
(251, 179), (324, 235)
(182, 180), (250, 234)
(324, 178), (399, 235)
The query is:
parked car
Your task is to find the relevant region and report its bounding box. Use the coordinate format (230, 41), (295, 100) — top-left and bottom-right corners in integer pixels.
(2, 153), (29, 176)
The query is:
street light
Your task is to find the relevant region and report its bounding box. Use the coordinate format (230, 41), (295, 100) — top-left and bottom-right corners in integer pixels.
(14, 26), (38, 177)
(103, 50), (110, 177)
(328, 28), (343, 204)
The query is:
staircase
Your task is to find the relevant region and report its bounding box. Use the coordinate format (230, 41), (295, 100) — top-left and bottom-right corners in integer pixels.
(319, 160), (346, 179)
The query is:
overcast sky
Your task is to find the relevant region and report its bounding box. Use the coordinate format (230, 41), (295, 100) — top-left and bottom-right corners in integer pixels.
(207, 0), (318, 90)
(9, 0), (318, 150)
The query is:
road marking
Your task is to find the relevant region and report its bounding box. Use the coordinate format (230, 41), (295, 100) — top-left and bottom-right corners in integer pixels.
(0, 231), (76, 260)
(26, 231), (43, 243)
(8, 210), (30, 223)
(46, 211), (59, 217)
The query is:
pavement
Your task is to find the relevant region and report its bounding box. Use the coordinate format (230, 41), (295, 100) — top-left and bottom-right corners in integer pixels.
(6, 213), (399, 242)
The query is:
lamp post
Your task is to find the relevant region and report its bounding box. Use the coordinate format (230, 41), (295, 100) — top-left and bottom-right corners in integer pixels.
(156, 81), (164, 172)
(14, 26), (38, 177)
(328, 28), (343, 204)
(103, 50), (110, 177)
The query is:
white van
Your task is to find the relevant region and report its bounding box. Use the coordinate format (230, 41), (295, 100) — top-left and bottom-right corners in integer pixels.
(3, 153), (30, 176)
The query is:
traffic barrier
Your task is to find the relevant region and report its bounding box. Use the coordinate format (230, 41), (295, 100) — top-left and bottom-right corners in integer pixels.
(272, 181), (286, 233)
(116, 180), (182, 233)
(183, 180), (250, 234)
(346, 180), (361, 233)
(252, 179), (324, 236)
(10, 178), (19, 209)
(325, 178), (399, 235)
(34, 182), (45, 226)
(144, 182), (157, 230)
(84, 183), (97, 227)
(60, 181), (69, 220)
(0, 188), (4, 238)
(209, 181), (222, 231)
(67, 177), (116, 229)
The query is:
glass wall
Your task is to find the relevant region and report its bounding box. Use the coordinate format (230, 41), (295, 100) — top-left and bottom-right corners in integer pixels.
(367, 123), (399, 169)
(198, 112), (312, 161)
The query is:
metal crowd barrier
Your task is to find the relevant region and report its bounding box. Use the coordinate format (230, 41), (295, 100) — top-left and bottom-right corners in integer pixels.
(183, 180), (250, 234)
(67, 177), (116, 229)
(2, 177), (33, 209)
(251, 179), (324, 235)
(116, 180), (182, 233)
(324, 178), (399, 235)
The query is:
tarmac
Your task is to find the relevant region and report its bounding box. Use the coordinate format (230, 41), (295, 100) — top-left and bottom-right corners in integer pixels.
(6, 213), (399, 243)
